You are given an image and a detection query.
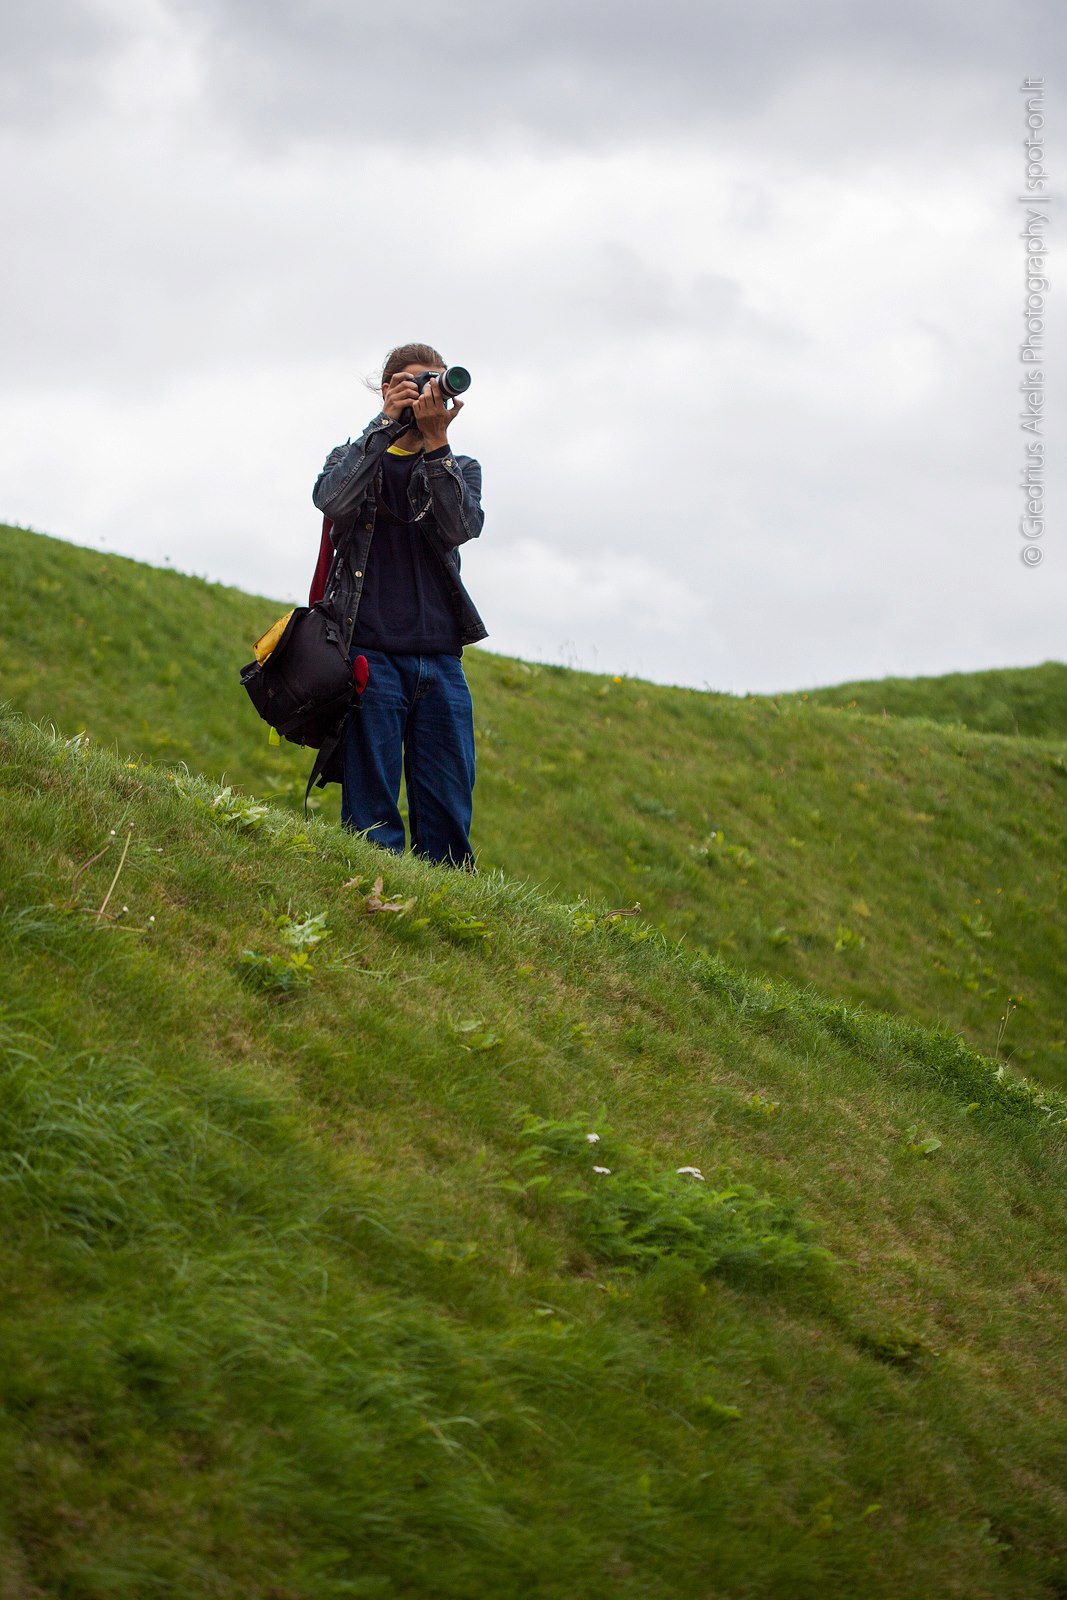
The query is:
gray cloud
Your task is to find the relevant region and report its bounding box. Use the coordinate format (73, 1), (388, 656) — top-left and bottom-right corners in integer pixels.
(1, 0), (1063, 695)
(164, 0), (1064, 154)
(0, 1), (130, 127)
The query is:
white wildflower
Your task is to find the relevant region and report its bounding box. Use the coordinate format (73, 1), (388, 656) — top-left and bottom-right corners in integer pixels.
(585, 1132), (600, 1144)
(676, 1166), (705, 1181)
(592, 1165), (611, 1175)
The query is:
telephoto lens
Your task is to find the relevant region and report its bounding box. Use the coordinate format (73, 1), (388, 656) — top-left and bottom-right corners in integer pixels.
(400, 366), (472, 427)
(436, 365), (471, 399)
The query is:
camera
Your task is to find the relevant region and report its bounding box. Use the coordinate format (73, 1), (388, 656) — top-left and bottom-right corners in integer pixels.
(398, 364), (471, 427)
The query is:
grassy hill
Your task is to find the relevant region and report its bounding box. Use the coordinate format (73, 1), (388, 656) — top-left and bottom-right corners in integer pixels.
(787, 661), (1067, 740)
(2, 524), (1065, 1091)
(2, 712), (1066, 1598)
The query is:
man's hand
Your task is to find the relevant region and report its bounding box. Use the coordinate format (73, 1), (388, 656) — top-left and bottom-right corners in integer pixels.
(412, 378), (463, 450)
(381, 372), (421, 421)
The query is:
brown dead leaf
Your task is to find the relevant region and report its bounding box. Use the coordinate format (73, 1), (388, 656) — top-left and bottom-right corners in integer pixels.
(365, 876), (416, 915)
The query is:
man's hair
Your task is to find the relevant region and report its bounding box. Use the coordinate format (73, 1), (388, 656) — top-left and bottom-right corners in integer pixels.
(381, 342), (446, 385)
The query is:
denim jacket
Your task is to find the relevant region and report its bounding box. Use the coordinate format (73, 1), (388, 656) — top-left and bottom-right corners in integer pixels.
(311, 410), (488, 649)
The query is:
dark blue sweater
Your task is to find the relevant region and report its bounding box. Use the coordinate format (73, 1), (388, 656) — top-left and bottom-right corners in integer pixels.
(352, 445), (463, 657)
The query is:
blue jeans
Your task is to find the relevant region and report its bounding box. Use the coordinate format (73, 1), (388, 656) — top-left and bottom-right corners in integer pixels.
(341, 650), (476, 869)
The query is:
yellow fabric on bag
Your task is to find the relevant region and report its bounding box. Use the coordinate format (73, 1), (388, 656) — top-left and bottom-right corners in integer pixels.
(253, 609), (295, 664)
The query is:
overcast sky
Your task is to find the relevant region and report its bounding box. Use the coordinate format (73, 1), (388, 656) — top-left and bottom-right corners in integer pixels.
(2, 0), (1063, 692)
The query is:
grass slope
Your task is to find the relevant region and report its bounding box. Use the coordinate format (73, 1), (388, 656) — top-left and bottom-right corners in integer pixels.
(1, 713), (1066, 1599)
(787, 661), (1067, 740)
(2, 524), (1066, 1092)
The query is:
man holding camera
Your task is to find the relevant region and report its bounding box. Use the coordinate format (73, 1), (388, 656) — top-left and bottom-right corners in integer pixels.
(311, 343), (487, 870)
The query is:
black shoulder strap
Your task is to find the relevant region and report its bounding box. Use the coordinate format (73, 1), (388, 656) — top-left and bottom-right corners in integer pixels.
(303, 713), (352, 816)
(322, 517), (355, 599)
(322, 516), (364, 656)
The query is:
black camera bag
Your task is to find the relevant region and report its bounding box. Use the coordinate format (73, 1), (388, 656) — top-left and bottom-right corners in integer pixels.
(239, 599), (366, 811)
(240, 605), (354, 746)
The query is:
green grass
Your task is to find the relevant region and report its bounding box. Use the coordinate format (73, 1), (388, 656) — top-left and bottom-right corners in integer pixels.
(3, 523), (1065, 1090)
(2, 712), (1066, 1598)
(787, 660), (1067, 739)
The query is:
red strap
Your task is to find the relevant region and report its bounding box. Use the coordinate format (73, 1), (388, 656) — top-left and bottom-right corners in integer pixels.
(308, 515), (334, 606)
